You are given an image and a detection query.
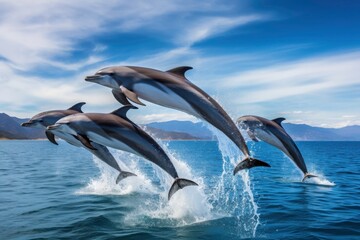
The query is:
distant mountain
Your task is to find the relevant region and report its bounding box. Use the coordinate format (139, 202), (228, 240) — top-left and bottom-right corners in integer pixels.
(144, 126), (202, 140)
(146, 120), (213, 139)
(0, 113), (202, 140)
(283, 123), (360, 141)
(0, 113), (45, 139)
(1, 113), (359, 141)
(146, 120), (360, 141)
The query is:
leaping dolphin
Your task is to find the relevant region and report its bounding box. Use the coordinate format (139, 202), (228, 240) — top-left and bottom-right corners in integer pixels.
(47, 105), (198, 200)
(237, 115), (317, 182)
(84, 66), (270, 174)
(21, 102), (136, 183)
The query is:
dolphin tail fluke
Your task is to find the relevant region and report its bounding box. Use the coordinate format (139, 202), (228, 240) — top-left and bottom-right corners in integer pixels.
(302, 173), (318, 182)
(168, 178), (198, 200)
(116, 171), (137, 184)
(233, 157), (271, 175)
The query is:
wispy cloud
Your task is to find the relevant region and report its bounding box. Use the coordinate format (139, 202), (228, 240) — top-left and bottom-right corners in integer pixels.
(180, 14), (267, 46)
(1, 1), (358, 128)
(134, 112), (198, 124)
(221, 51), (360, 103)
(341, 115), (356, 118)
(0, 0), (267, 117)
(0, 0), (262, 71)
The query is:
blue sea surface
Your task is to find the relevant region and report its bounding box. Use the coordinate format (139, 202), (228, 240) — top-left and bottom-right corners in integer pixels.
(0, 139), (359, 239)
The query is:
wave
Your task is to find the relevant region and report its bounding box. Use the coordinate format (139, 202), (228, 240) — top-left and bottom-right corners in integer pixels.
(75, 126), (261, 237)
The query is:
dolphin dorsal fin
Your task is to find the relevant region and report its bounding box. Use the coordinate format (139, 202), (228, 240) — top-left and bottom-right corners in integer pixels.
(68, 102), (86, 113)
(111, 105), (138, 119)
(272, 117), (286, 127)
(166, 66), (193, 78)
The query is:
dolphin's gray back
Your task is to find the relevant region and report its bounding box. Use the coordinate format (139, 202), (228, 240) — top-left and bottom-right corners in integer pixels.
(268, 125), (308, 173)
(33, 109), (80, 127)
(52, 130), (122, 172)
(89, 142), (122, 172)
(256, 117), (308, 174)
(102, 125), (178, 178)
(126, 67), (250, 156)
(175, 83), (247, 153)
(85, 114), (179, 179)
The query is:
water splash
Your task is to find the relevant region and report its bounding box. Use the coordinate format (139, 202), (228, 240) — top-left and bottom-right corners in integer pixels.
(75, 154), (157, 196)
(208, 125), (260, 238)
(124, 141), (215, 227)
(75, 127), (261, 236)
(275, 157), (336, 187)
(302, 168), (336, 186)
(77, 143), (215, 227)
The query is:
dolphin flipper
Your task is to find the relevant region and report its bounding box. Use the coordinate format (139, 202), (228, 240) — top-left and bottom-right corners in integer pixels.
(76, 134), (97, 150)
(233, 157), (270, 175)
(168, 178), (198, 200)
(302, 173), (318, 182)
(45, 130), (58, 145)
(116, 171), (137, 184)
(112, 89), (132, 106)
(120, 86), (146, 106)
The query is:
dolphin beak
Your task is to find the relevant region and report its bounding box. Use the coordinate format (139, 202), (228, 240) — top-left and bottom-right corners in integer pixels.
(85, 75), (101, 82)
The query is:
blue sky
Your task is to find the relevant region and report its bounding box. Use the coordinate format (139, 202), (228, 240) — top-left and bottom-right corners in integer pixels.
(0, 0), (359, 127)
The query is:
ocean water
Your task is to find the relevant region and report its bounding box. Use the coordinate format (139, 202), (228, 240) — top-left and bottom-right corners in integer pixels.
(0, 137), (359, 239)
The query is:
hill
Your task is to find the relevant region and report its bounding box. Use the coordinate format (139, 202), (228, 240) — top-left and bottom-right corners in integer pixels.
(1, 113), (359, 141)
(146, 121), (360, 141)
(0, 113), (45, 139)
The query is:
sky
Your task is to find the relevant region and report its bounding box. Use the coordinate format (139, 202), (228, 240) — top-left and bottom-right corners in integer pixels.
(0, 0), (359, 128)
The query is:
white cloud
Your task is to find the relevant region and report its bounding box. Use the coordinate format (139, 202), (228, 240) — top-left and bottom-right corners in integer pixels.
(1, 1), (357, 128)
(0, 0), (261, 70)
(129, 47), (198, 69)
(293, 111), (303, 114)
(93, 44), (107, 53)
(180, 14), (266, 46)
(134, 112), (198, 124)
(341, 115), (356, 118)
(0, 0), (267, 118)
(221, 51), (360, 103)
(280, 110), (309, 115)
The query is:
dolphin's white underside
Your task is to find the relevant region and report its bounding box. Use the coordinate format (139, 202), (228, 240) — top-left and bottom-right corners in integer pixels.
(133, 83), (200, 118)
(87, 132), (137, 155)
(254, 128), (292, 158)
(53, 131), (83, 147)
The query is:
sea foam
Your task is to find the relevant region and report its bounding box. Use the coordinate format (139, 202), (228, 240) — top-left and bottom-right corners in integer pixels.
(75, 127), (261, 237)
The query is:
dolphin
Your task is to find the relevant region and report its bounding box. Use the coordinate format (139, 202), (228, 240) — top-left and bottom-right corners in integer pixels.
(47, 105), (198, 200)
(21, 102), (136, 183)
(84, 66), (270, 174)
(237, 115), (317, 182)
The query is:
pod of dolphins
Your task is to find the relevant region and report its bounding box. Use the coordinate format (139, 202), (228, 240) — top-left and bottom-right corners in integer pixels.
(22, 65), (316, 200)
